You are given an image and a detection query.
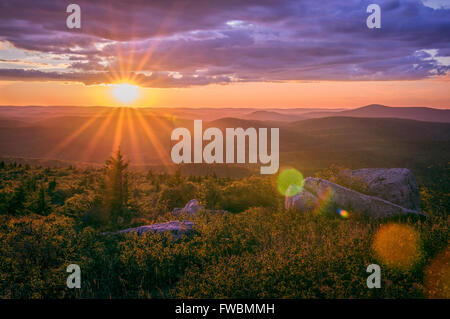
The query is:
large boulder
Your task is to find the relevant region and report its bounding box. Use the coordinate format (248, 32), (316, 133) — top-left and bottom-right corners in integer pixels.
(338, 168), (421, 211)
(171, 199), (229, 216)
(285, 187), (318, 211)
(287, 177), (425, 219)
(118, 220), (195, 239)
(171, 199), (203, 216)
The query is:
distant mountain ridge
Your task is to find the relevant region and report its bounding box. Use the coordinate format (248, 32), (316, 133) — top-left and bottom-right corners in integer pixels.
(241, 110), (300, 122)
(0, 108), (448, 178)
(265, 104), (450, 123)
(192, 104), (450, 123)
(0, 104), (448, 123)
(334, 104), (450, 123)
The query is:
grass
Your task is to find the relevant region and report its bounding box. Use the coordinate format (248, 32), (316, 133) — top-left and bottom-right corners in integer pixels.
(0, 163), (448, 299)
(0, 206), (447, 298)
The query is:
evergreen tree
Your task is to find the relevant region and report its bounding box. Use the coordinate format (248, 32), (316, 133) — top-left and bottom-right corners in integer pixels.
(48, 178), (57, 192)
(8, 184), (26, 215)
(103, 149), (129, 224)
(36, 183), (50, 215)
(26, 175), (37, 192)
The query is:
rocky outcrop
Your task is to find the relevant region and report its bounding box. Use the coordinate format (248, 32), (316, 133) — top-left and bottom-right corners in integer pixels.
(171, 199), (229, 216)
(171, 199), (203, 216)
(118, 220), (195, 239)
(285, 187), (318, 211)
(338, 168), (421, 211)
(286, 171), (425, 219)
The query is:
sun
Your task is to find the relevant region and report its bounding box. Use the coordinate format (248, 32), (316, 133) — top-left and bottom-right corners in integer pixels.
(111, 83), (139, 104)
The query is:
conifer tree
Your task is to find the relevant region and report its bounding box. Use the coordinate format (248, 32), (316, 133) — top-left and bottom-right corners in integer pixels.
(8, 184), (26, 215)
(36, 183), (50, 215)
(103, 149), (129, 224)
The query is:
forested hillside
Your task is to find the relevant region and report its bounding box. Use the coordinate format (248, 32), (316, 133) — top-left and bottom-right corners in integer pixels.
(0, 151), (447, 298)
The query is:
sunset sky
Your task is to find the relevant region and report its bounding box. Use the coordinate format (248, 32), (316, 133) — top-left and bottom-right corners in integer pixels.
(0, 0), (449, 108)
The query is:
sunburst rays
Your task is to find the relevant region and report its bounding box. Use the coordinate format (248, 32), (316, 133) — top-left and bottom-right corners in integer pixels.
(81, 108), (117, 163)
(112, 107), (125, 152)
(129, 1), (187, 85)
(45, 4), (190, 167)
(134, 107), (172, 169)
(45, 108), (110, 159)
(125, 107), (144, 165)
(44, 106), (178, 170)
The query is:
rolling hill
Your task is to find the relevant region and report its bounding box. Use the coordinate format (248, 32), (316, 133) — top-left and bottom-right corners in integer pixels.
(0, 106), (448, 179)
(300, 104), (450, 122)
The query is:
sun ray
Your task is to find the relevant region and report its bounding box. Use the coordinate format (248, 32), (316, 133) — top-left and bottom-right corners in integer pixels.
(112, 107), (125, 152)
(45, 108), (109, 158)
(126, 22), (137, 82)
(134, 107), (171, 169)
(100, 4), (126, 85)
(126, 107), (144, 165)
(109, 4), (125, 82)
(131, 1), (187, 83)
(81, 108), (117, 163)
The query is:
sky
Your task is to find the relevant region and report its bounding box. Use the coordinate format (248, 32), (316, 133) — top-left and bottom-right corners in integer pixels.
(0, 0), (449, 108)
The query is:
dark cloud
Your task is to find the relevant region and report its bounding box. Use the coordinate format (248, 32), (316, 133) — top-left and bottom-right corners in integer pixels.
(0, 0), (449, 87)
(0, 68), (234, 87)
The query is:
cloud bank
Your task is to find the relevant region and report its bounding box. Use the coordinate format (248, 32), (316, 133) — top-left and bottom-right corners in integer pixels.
(0, 0), (449, 87)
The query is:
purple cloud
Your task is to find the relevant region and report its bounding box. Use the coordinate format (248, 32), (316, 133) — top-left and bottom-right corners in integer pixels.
(0, 0), (449, 87)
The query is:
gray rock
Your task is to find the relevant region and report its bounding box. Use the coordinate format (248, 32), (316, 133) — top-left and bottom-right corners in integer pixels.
(300, 177), (424, 218)
(285, 187), (318, 211)
(171, 199), (203, 216)
(171, 199), (229, 216)
(338, 168), (421, 211)
(118, 220), (195, 239)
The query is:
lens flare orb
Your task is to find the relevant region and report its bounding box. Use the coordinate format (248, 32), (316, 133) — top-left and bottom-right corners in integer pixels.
(338, 209), (350, 218)
(372, 223), (422, 271)
(424, 247), (450, 299)
(277, 168), (304, 197)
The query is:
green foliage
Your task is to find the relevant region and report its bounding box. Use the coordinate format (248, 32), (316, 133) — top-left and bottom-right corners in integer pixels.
(218, 176), (279, 213)
(102, 149), (130, 225)
(7, 184), (26, 215)
(0, 207), (447, 298)
(0, 162), (447, 299)
(158, 181), (198, 211)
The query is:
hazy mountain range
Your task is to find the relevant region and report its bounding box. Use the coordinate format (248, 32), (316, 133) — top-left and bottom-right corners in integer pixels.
(0, 104), (448, 176)
(240, 104), (450, 123)
(1, 104), (449, 124)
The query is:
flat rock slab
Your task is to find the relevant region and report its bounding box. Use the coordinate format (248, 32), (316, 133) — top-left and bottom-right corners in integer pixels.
(172, 199), (229, 216)
(285, 187), (318, 211)
(287, 177), (425, 219)
(118, 220), (195, 239)
(338, 168), (421, 211)
(171, 199), (203, 216)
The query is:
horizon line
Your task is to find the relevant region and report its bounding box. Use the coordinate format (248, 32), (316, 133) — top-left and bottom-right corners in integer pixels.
(0, 104), (449, 110)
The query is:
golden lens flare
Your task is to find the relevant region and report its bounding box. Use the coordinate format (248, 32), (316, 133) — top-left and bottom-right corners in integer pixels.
(111, 83), (139, 104)
(372, 223), (422, 271)
(338, 209), (350, 218)
(277, 168), (304, 197)
(424, 247), (450, 299)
